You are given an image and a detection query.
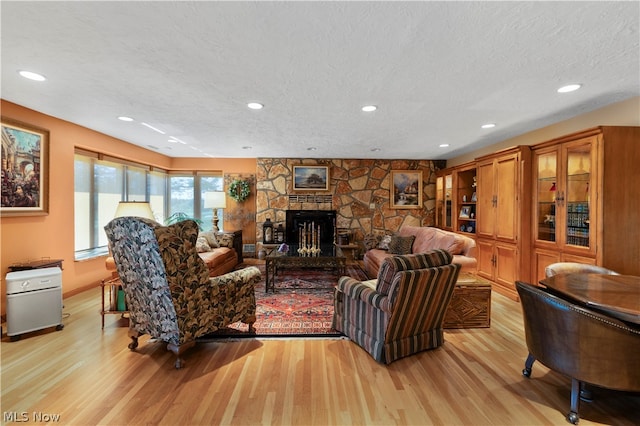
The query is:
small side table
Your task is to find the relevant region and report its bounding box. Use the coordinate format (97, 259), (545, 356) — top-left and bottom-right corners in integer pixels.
(100, 277), (128, 329)
(336, 244), (360, 263)
(261, 243), (280, 256)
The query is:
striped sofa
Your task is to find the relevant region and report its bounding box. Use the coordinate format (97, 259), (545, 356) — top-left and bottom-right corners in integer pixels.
(332, 250), (461, 364)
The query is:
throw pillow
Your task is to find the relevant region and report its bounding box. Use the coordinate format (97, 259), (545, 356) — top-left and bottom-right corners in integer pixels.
(218, 233), (234, 248)
(388, 235), (415, 255)
(195, 236), (211, 253)
(363, 233), (381, 251)
(199, 230), (220, 248)
(378, 234), (393, 250)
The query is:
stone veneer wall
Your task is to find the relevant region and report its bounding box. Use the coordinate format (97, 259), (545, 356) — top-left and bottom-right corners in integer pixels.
(256, 158), (445, 248)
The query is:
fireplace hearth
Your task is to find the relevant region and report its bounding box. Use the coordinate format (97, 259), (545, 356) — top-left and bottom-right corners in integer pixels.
(285, 210), (336, 246)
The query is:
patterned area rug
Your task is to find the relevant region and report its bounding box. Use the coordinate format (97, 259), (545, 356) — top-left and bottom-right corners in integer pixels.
(204, 263), (368, 338)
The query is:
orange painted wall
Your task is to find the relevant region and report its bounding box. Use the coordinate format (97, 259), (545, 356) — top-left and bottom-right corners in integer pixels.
(1, 100), (256, 316)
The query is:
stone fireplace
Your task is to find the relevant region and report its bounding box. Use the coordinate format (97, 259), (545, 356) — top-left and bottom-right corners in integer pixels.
(285, 210), (336, 246)
(255, 158), (443, 249)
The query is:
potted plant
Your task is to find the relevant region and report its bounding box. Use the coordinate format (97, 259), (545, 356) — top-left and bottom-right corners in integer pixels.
(165, 212), (203, 229)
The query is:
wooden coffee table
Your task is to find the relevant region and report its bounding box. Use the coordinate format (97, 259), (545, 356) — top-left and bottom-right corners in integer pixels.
(265, 244), (346, 292)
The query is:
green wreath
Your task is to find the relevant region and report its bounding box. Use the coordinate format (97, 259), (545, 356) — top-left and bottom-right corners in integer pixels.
(228, 179), (250, 202)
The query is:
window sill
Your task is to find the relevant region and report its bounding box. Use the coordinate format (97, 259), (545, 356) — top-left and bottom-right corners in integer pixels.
(75, 247), (109, 262)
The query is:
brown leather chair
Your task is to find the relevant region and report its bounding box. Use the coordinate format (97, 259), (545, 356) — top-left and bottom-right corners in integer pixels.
(545, 262), (619, 277)
(516, 281), (640, 424)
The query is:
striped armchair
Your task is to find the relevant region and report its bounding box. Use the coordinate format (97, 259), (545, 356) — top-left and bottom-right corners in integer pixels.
(105, 217), (260, 369)
(332, 250), (461, 364)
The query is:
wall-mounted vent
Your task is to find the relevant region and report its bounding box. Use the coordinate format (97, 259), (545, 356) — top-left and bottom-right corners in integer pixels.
(243, 244), (256, 257)
(288, 194), (333, 204)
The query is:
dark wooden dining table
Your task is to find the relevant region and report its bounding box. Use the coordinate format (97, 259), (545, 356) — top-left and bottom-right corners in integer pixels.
(539, 273), (640, 325)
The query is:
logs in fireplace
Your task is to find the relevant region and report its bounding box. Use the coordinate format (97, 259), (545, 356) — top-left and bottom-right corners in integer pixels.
(285, 210), (336, 246)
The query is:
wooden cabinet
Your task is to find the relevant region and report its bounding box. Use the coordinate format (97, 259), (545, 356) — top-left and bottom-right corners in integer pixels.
(475, 146), (532, 300)
(477, 240), (518, 289)
(531, 126), (640, 282)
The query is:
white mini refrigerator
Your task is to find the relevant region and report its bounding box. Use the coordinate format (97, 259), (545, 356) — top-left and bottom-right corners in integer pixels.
(6, 267), (64, 339)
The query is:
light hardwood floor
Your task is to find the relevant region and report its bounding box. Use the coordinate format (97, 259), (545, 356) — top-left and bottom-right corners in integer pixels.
(1, 284), (638, 425)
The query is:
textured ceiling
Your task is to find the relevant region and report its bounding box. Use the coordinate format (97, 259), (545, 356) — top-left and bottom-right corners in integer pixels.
(1, 1), (638, 159)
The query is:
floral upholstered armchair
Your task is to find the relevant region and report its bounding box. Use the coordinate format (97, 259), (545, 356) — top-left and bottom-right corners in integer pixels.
(104, 217), (260, 369)
(332, 250), (461, 364)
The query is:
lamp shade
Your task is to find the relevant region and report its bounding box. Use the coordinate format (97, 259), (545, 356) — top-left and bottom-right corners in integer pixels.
(114, 201), (155, 220)
(204, 192), (227, 209)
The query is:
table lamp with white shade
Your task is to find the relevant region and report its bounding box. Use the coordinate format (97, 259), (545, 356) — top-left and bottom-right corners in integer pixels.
(204, 192), (227, 232)
(106, 201), (155, 276)
(113, 201), (155, 220)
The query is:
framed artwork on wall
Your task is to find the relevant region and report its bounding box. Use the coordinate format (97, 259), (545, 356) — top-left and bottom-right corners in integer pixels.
(293, 165), (330, 191)
(390, 170), (423, 209)
(1, 117), (49, 216)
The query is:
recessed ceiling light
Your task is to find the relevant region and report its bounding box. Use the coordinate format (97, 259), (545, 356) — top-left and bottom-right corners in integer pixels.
(557, 84), (582, 93)
(481, 123), (496, 129)
(242, 146), (252, 150)
(247, 102), (264, 110)
(141, 122), (166, 134)
(18, 70), (46, 81)
(307, 147), (317, 151)
(362, 105), (377, 112)
(370, 148), (381, 152)
(439, 144), (450, 148)
(168, 137), (186, 144)
(118, 116), (134, 122)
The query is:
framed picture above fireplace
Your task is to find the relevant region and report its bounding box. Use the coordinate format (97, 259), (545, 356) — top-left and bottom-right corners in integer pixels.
(292, 165), (329, 191)
(390, 170), (422, 209)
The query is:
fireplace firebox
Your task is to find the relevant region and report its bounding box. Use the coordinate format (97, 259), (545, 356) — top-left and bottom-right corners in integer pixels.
(285, 210), (336, 246)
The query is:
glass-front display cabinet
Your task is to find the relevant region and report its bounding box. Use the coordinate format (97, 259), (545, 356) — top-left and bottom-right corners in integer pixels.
(435, 172), (453, 230)
(532, 126), (640, 282)
(436, 175), (444, 228)
(533, 137), (596, 255)
(444, 173), (453, 230)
